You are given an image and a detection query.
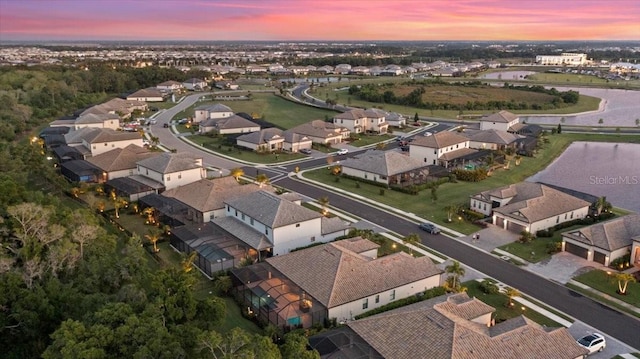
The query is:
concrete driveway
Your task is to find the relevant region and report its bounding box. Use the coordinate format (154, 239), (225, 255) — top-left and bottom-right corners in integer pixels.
(525, 251), (606, 285)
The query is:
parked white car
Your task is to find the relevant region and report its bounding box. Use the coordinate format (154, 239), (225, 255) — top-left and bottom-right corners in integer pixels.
(576, 333), (606, 354)
(336, 149), (349, 155)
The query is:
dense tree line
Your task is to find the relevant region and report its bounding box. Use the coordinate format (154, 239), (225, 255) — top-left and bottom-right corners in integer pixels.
(348, 80), (580, 111)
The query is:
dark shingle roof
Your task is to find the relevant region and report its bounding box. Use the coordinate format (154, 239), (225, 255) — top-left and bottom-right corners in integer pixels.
(225, 190), (321, 228)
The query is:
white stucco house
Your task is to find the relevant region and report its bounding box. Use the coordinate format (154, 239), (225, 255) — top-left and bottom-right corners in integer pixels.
(333, 108), (389, 135)
(236, 128), (285, 153)
(470, 182), (591, 234)
(86, 144), (157, 181)
(183, 78), (208, 91)
(561, 214), (640, 267)
(136, 152), (206, 190)
(213, 190), (351, 257)
(479, 110), (520, 131)
(409, 131), (476, 168)
(156, 80), (184, 92)
(289, 120), (350, 145)
(193, 103), (234, 123)
(126, 88), (165, 102)
(463, 129), (523, 151)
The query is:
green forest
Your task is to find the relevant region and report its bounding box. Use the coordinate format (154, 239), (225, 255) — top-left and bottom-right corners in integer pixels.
(0, 65), (319, 359)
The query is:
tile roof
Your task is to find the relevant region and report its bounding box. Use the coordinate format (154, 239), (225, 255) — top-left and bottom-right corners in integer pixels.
(289, 120), (348, 139)
(282, 130), (311, 144)
(64, 127), (102, 145)
(485, 183), (591, 224)
(75, 113), (120, 124)
(236, 128), (283, 145)
(162, 177), (265, 213)
(157, 80), (183, 87)
(332, 236), (380, 254)
(136, 152), (202, 174)
(211, 216), (272, 250)
(225, 190), (321, 228)
(266, 239), (442, 308)
(87, 144), (157, 172)
(321, 216), (352, 235)
(439, 147), (478, 161)
(411, 131), (468, 149)
(480, 110), (519, 123)
(83, 128), (141, 144)
(127, 87), (164, 98)
(343, 292), (587, 359)
(464, 129), (523, 145)
(201, 114), (259, 130)
(340, 150), (426, 176)
(195, 103), (233, 113)
(562, 214), (640, 251)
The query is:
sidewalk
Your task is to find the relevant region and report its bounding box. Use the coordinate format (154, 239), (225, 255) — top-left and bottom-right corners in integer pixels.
(568, 280), (640, 316)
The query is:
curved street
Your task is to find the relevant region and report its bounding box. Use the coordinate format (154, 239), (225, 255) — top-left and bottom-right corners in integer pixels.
(150, 90), (640, 350)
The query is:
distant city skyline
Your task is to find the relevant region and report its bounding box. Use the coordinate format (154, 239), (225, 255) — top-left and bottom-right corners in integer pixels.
(1, 0), (639, 42)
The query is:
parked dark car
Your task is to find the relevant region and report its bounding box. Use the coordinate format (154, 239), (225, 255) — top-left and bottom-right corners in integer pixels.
(163, 123), (169, 128)
(419, 223), (441, 234)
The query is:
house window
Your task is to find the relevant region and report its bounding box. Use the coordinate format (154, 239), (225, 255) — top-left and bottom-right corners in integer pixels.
(235, 209), (238, 216)
(241, 214), (245, 220)
(166, 175), (171, 181)
(565, 213), (568, 219)
(310, 236), (315, 242)
(434, 150), (437, 154)
(362, 298), (368, 310)
(104, 143), (108, 146)
(571, 212), (574, 219)
(250, 218), (254, 225)
(375, 295), (380, 304)
(93, 145), (96, 149)
(364, 174), (368, 179)
(556, 216), (560, 223)
(265, 228), (269, 235)
(390, 290), (396, 300)
(146, 169), (149, 175)
(456, 144), (459, 148)
(178, 174), (182, 179)
(483, 203), (487, 211)
(296, 223), (300, 228)
(129, 170), (133, 176)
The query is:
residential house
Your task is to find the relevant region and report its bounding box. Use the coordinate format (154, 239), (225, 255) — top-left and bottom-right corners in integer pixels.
(236, 128), (285, 153)
(126, 88), (165, 102)
(183, 78), (208, 91)
(156, 80), (184, 92)
(86, 144), (158, 181)
(333, 109), (389, 135)
(340, 150), (430, 187)
(479, 110), (520, 131)
(470, 182), (591, 233)
(199, 114), (260, 135)
(81, 129), (143, 157)
(213, 81), (239, 90)
(409, 131), (477, 168)
(81, 98), (148, 120)
(282, 130), (312, 153)
(73, 113), (120, 130)
(463, 129), (523, 151)
(310, 292), (588, 359)
(385, 112), (406, 127)
(194, 103), (234, 123)
(162, 177), (267, 223)
(245, 65), (268, 74)
(213, 190), (351, 257)
(334, 64), (352, 74)
(289, 120), (350, 145)
(230, 237), (443, 329)
(136, 152), (206, 191)
(562, 214), (640, 266)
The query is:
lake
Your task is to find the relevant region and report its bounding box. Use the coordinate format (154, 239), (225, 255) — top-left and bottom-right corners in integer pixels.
(528, 142), (640, 213)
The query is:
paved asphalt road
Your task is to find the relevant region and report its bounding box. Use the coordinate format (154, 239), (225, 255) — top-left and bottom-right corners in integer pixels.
(152, 91), (640, 349)
(276, 176), (640, 349)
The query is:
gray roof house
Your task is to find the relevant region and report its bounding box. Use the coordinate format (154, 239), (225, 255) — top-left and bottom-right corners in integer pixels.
(310, 292), (588, 359)
(340, 150), (431, 187)
(135, 152), (205, 190)
(213, 190), (350, 256)
(562, 214), (640, 266)
(230, 237), (443, 329)
(463, 129), (524, 151)
(199, 114), (260, 135)
(479, 110), (520, 131)
(236, 128), (285, 153)
(471, 182), (591, 234)
(289, 120), (350, 145)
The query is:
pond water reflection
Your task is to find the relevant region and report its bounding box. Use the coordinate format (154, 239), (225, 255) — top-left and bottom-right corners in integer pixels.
(528, 142), (640, 213)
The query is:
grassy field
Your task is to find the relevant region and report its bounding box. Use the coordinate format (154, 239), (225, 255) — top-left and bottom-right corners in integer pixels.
(304, 133), (640, 234)
(312, 80), (602, 119)
(173, 93), (337, 129)
(573, 269), (640, 307)
(464, 280), (563, 327)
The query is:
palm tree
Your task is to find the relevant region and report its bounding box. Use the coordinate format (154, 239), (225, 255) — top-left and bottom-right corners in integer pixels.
(255, 173), (269, 188)
(142, 206), (156, 224)
(594, 196), (611, 216)
(402, 233), (420, 255)
(615, 273), (636, 295)
(318, 196), (330, 216)
(182, 251), (197, 273)
(230, 167), (244, 182)
(444, 204), (460, 222)
(505, 287), (520, 307)
(110, 190), (127, 219)
(70, 187), (81, 198)
(145, 229), (162, 253)
(445, 261), (465, 292)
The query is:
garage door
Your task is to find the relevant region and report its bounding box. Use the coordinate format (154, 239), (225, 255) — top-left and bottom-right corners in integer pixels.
(565, 242), (588, 259)
(593, 251), (606, 265)
(506, 221), (526, 234)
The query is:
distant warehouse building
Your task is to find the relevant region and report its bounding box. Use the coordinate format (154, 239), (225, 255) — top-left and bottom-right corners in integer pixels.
(535, 53), (589, 66)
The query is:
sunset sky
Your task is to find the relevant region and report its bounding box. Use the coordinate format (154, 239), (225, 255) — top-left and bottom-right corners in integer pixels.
(1, 0), (639, 42)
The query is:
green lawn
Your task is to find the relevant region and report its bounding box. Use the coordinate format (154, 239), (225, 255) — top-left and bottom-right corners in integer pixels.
(498, 223), (584, 263)
(573, 269), (640, 307)
(188, 134), (307, 164)
(304, 133), (640, 235)
(174, 93), (338, 129)
(464, 280), (563, 327)
(349, 134), (394, 147)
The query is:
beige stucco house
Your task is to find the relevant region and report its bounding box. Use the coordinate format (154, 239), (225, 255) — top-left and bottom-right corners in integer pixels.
(562, 214), (640, 266)
(136, 152), (205, 190)
(409, 131), (476, 168)
(333, 108), (389, 134)
(199, 114), (260, 135)
(471, 182), (591, 234)
(194, 103), (234, 123)
(289, 120), (350, 145)
(340, 150), (429, 186)
(479, 110), (520, 131)
(86, 144), (157, 181)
